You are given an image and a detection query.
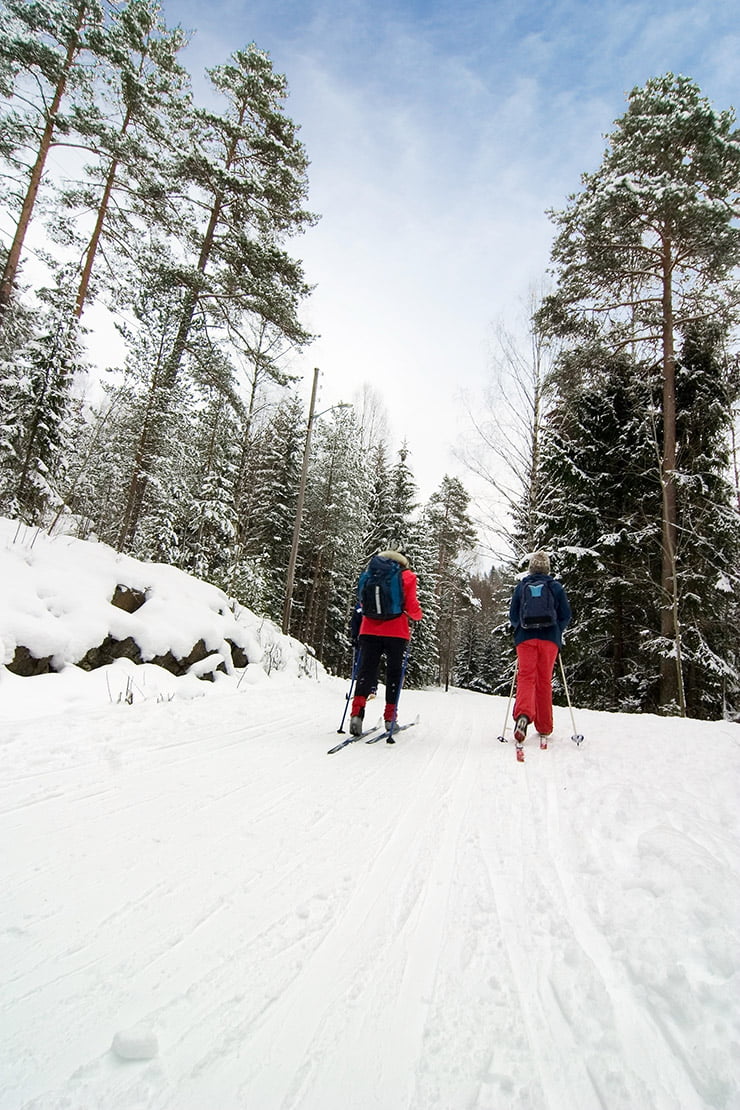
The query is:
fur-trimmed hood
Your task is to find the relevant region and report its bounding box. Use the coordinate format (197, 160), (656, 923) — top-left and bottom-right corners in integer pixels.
(377, 549), (409, 569)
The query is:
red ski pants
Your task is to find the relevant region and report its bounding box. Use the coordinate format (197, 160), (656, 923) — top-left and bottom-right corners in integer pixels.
(514, 639), (559, 736)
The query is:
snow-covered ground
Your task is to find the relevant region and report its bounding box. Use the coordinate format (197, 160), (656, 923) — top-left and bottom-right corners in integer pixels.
(1, 525), (739, 1109)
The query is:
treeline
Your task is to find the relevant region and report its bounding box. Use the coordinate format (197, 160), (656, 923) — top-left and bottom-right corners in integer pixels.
(1, 13), (739, 719)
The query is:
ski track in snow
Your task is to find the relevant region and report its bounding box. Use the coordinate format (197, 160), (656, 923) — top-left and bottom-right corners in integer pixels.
(2, 683), (739, 1110)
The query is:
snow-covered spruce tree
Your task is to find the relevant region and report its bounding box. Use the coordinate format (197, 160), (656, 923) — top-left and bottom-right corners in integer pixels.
(0, 282), (87, 522)
(423, 475), (477, 689)
(532, 347), (662, 714)
(0, 297), (35, 496)
(292, 408), (369, 670)
(384, 443), (418, 552)
(122, 372), (195, 567)
(353, 441), (436, 688)
(360, 440), (393, 559)
(176, 389), (241, 584)
(116, 44), (315, 550)
(455, 565), (512, 695)
(0, 0), (108, 309)
(52, 375), (135, 539)
(538, 73), (740, 713)
(670, 325), (740, 719)
(404, 514), (440, 689)
(377, 452), (438, 689)
(241, 393), (304, 622)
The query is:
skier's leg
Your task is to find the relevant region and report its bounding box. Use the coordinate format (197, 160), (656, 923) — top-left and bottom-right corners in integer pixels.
(351, 636), (383, 722)
(533, 640), (559, 736)
(513, 641), (537, 727)
(384, 636), (407, 717)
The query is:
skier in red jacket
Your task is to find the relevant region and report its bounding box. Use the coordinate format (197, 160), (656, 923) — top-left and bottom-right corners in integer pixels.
(350, 550), (423, 736)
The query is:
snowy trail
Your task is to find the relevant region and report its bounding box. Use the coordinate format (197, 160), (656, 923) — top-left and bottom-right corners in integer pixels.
(2, 680), (739, 1110)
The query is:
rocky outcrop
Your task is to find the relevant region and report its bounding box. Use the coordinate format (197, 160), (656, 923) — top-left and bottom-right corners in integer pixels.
(6, 587), (250, 681)
(76, 635), (144, 671)
(7, 645), (54, 677)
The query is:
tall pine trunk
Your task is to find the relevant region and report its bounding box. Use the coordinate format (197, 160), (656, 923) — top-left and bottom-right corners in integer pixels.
(659, 236), (686, 714)
(117, 124), (239, 547)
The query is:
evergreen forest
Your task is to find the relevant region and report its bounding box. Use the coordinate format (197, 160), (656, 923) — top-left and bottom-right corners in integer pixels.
(1, 3), (739, 719)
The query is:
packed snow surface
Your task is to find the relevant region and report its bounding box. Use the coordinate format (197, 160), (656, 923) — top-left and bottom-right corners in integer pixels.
(1, 525), (739, 1109)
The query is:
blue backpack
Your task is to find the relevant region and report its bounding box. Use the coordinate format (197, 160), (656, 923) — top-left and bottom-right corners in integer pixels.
(358, 555), (404, 620)
(520, 576), (557, 629)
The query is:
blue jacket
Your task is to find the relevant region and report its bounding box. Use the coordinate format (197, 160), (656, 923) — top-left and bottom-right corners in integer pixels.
(509, 573), (571, 648)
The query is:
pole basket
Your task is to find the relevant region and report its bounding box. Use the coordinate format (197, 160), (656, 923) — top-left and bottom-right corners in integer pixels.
(571, 733), (584, 746)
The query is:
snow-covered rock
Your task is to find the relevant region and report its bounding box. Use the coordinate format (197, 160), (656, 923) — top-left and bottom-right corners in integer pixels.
(0, 517), (323, 712)
(111, 1026), (159, 1061)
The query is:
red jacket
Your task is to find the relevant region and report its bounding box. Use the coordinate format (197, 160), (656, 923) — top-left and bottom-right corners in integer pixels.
(360, 568), (423, 640)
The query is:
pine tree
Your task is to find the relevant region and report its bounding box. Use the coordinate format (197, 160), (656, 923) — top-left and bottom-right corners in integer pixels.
(539, 73), (740, 712)
(0, 0), (107, 308)
(61, 0), (191, 318)
(116, 44), (316, 548)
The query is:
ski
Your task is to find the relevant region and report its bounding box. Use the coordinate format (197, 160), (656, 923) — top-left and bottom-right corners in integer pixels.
(366, 715), (420, 745)
(539, 736), (548, 750)
(516, 745), (525, 763)
(327, 724), (382, 754)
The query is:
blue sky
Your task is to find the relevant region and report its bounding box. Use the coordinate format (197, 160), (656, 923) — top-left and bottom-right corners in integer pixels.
(160, 0), (739, 499)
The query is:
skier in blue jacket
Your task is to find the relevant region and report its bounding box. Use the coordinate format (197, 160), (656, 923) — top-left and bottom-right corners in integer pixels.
(509, 550), (571, 752)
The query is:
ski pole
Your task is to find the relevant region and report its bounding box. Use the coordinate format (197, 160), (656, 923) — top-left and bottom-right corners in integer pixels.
(337, 645), (362, 733)
(385, 635), (413, 742)
(497, 664), (518, 743)
(558, 654), (584, 745)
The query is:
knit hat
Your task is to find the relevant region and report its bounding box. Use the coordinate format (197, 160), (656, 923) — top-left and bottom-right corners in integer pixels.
(528, 550), (550, 575)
